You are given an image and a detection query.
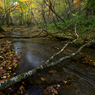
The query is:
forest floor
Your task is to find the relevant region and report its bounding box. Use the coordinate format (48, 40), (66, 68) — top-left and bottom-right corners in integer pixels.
(0, 33), (21, 82)
(0, 26), (95, 95)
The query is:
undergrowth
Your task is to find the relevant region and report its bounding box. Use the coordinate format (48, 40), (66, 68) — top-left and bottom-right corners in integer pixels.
(39, 15), (95, 45)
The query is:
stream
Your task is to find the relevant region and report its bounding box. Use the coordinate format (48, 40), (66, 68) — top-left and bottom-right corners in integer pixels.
(12, 38), (61, 74)
(4, 29), (95, 95)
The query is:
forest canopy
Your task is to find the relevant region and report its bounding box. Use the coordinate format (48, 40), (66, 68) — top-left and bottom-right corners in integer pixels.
(0, 0), (95, 26)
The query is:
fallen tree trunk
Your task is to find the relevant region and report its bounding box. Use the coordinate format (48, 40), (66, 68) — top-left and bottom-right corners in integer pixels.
(0, 39), (94, 91)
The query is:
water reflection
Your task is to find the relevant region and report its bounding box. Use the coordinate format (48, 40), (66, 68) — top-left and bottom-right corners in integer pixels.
(12, 39), (57, 74)
(12, 38), (95, 75)
(26, 51), (43, 68)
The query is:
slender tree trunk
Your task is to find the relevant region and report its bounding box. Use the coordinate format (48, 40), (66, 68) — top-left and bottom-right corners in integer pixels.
(44, 0), (67, 26)
(6, 13), (10, 27)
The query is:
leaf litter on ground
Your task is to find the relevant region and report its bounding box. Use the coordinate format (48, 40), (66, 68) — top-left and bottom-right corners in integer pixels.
(0, 36), (21, 81)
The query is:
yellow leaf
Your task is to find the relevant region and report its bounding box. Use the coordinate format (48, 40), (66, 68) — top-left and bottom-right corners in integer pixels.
(64, 81), (67, 84)
(41, 77), (45, 81)
(22, 81), (24, 84)
(14, 65), (17, 68)
(49, 70), (56, 74)
(13, 73), (16, 75)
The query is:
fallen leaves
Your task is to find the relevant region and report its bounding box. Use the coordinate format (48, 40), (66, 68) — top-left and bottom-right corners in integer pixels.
(49, 69), (57, 75)
(19, 85), (25, 94)
(72, 55), (95, 66)
(0, 39), (21, 82)
(81, 55), (95, 66)
(42, 79), (72, 95)
(42, 84), (60, 95)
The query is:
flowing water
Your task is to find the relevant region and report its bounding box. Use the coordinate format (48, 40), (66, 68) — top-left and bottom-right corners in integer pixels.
(12, 38), (62, 74)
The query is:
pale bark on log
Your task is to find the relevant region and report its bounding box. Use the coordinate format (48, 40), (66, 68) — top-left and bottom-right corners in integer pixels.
(0, 40), (94, 91)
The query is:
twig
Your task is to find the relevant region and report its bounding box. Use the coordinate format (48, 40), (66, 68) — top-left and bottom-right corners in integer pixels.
(45, 42), (69, 63)
(45, 25), (79, 64)
(51, 40), (95, 66)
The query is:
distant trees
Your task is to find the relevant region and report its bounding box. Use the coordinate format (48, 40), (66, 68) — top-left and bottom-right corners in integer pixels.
(0, 0), (95, 27)
(85, 0), (95, 16)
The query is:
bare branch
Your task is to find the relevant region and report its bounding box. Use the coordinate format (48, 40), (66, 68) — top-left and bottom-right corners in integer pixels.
(44, 0), (66, 26)
(45, 42), (69, 63)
